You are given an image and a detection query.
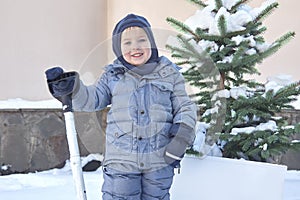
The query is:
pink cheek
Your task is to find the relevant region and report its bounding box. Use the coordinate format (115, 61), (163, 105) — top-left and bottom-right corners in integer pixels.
(122, 51), (130, 57)
(124, 54), (132, 62)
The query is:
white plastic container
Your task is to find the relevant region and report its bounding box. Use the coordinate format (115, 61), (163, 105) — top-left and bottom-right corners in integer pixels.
(171, 156), (287, 200)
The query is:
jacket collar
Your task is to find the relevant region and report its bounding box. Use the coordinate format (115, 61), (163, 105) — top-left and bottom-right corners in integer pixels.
(108, 56), (180, 78)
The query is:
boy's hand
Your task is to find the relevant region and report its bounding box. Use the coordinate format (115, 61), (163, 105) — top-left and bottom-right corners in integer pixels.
(45, 67), (64, 81)
(164, 123), (194, 168)
(164, 137), (187, 168)
(45, 67), (80, 101)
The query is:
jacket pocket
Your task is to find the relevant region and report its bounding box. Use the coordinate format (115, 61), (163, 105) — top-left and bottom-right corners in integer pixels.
(150, 82), (173, 107)
(106, 122), (133, 153)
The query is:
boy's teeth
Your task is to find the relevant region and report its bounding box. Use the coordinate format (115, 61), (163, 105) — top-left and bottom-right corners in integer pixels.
(133, 53), (142, 57)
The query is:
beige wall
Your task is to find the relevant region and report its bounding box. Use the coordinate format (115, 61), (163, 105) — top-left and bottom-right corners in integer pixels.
(107, 0), (196, 33)
(0, 0), (299, 100)
(252, 0), (300, 83)
(0, 0), (107, 100)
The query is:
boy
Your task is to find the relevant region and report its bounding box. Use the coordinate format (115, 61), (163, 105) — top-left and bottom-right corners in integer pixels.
(46, 14), (196, 199)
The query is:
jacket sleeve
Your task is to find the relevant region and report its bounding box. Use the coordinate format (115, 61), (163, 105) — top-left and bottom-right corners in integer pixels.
(72, 71), (111, 112)
(171, 72), (197, 145)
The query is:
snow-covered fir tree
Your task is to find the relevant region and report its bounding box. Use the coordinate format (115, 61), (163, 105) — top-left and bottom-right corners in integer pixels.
(166, 0), (300, 162)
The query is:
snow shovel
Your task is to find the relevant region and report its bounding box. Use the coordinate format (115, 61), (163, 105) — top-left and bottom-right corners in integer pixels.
(46, 69), (87, 200)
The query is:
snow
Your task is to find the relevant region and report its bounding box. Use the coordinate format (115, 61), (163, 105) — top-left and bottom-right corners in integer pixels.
(231, 126), (256, 135)
(230, 86), (247, 99)
(238, 118), (300, 159)
(185, 0), (272, 35)
(207, 74), (300, 110)
(183, 0), (278, 61)
(0, 155), (299, 200)
(197, 40), (218, 52)
(265, 74), (294, 93)
(262, 143), (268, 151)
(230, 120), (278, 135)
(0, 98), (62, 109)
(222, 0), (240, 10)
(1, 165), (10, 171)
(250, 0), (278, 19)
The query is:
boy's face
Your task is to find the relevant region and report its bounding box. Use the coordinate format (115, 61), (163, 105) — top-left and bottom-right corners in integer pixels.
(121, 27), (152, 66)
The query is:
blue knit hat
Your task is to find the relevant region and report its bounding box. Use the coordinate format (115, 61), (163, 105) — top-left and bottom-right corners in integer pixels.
(112, 14), (159, 69)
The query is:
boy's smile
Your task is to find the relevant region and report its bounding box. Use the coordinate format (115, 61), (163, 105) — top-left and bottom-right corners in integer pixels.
(121, 27), (152, 66)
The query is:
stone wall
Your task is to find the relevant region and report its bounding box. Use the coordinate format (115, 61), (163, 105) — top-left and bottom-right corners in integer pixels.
(275, 109), (300, 170)
(0, 109), (107, 174)
(0, 108), (300, 174)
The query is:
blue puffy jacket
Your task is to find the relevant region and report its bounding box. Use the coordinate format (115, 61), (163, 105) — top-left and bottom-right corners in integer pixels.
(72, 56), (197, 169)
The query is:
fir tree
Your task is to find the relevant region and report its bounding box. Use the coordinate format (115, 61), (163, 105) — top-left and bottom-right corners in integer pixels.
(167, 0), (300, 162)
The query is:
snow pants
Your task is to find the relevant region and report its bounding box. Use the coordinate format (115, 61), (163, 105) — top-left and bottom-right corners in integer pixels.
(102, 164), (175, 199)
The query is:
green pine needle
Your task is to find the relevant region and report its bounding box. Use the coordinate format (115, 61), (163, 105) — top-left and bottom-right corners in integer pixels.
(230, 0), (250, 12)
(187, 0), (207, 8)
(166, 17), (200, 40)
(215, 0), (223, 10)
(218, 15), (227, 36)
(274, 31), (296, 46)
(253, 2), (279, 23)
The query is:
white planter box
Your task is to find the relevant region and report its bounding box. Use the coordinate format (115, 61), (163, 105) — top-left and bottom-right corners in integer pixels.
(283, 170), (300, 199)
(171, 156), (287, 200)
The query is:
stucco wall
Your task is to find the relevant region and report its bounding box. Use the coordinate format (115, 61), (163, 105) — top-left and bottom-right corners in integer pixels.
(0, 0), (107, 101)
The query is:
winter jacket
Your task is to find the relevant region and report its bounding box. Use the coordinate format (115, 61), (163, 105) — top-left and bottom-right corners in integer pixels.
(72, 56), (197, 169)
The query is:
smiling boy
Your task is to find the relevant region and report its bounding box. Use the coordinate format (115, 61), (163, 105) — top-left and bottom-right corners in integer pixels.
(121, 26), (152, 66)
(46, 14), (197, 199)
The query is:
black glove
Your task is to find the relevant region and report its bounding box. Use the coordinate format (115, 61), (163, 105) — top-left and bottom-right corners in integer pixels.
(164, 124), (194, 168)
(45, 67), (64, 81)
(164, 137), (187, 168)
(45, 67), (80, 105)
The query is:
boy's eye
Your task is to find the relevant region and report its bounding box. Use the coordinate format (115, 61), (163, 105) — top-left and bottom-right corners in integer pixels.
(138, 38), (146, 42)
(123, 41), (131, 45)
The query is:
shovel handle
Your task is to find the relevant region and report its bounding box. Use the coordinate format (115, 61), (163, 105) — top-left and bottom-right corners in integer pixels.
(62, 94), (87, 200)
(64, 111), (87, 200)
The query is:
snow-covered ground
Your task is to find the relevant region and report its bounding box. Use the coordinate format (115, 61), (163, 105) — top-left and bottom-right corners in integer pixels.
(0, 155), (299, 200)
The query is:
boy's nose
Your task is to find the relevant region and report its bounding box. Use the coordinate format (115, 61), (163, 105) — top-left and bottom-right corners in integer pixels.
(131, 43), (141, 50)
